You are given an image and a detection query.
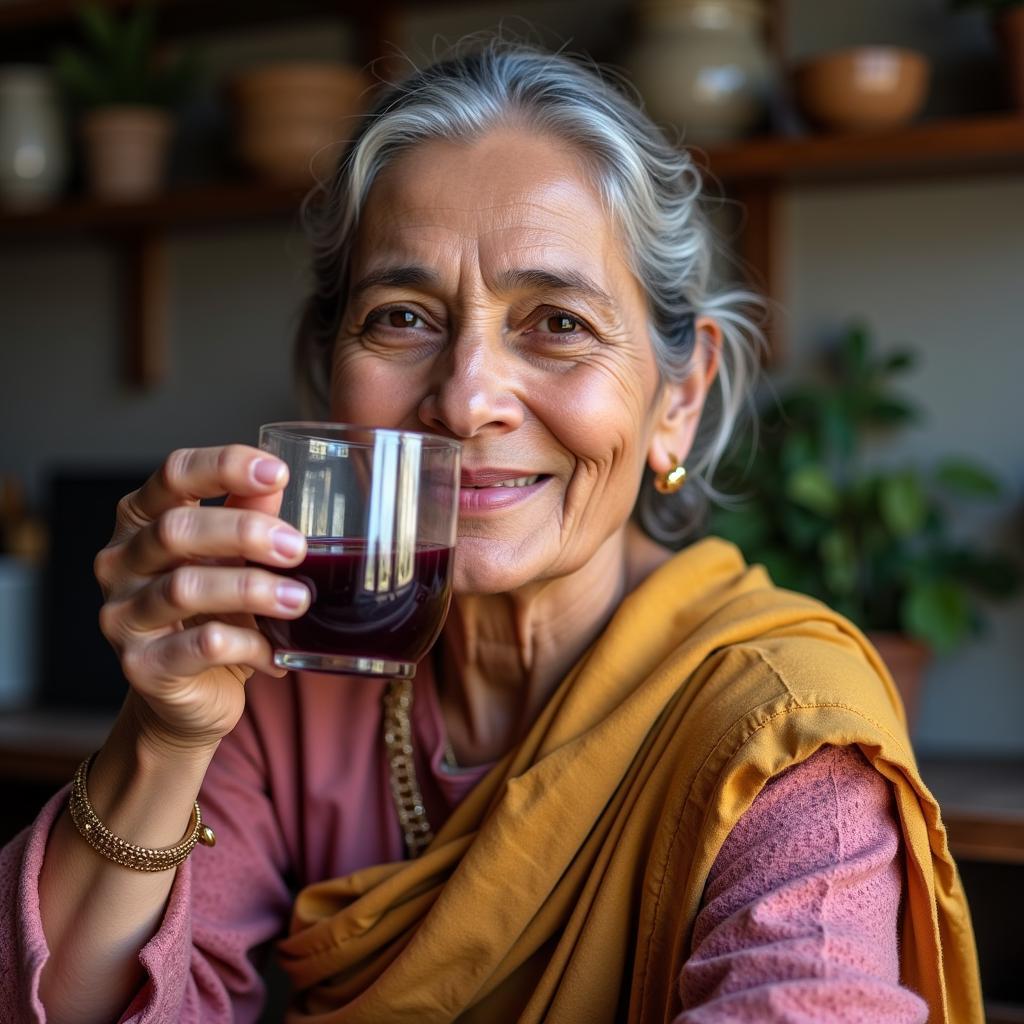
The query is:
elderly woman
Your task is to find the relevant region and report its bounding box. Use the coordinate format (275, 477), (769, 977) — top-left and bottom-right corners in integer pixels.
(2, 42), (980, 1024)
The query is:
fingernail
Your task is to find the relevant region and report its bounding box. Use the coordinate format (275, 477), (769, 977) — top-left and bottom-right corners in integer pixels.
(252, 458), (285, 486)
(276, 582), (309, 610)
(270, 527), (305, 558)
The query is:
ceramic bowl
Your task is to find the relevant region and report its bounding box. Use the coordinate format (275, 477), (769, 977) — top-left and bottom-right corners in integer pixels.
(794, 47), (930, 132)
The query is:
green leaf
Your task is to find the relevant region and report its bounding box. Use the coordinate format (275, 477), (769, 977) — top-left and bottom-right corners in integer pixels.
(935, 549), (1022, 597)
(820, 529), (858, 596)
(864, 395), (920, 427)
(786, 464), (839, 517)
(780, 504), (829, 551)
(758, 549), (818, 596)
(841, 323), (870, 378)
(878, 472), (927, 537)
(934, 458), (1003, 498)
(822, 396), (856, 461)
(52, 46), (109, 106)
(901, 581), (971, 655)
(880, 349), (917, 374)
(51, 1), (196, 109)
(76, 4), (118, 62)
(709, 504), (770, 554)
(117, 3), (156, 102)
(780, 431), (816, 474)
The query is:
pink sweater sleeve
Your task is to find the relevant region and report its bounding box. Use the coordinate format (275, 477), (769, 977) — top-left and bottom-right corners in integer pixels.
(674, 744), (929, 1023)
(0, 706), (293, 1024)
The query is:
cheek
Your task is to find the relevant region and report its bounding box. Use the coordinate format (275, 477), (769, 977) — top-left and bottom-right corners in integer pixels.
(543, 363), (654, 471)
(329, 347), (423, 426)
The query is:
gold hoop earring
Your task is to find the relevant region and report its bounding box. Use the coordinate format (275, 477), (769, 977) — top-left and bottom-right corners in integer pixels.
(654, 456), (687, 495)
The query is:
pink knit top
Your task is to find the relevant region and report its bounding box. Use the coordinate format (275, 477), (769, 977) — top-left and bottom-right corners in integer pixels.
(1, 670), (928, 1022)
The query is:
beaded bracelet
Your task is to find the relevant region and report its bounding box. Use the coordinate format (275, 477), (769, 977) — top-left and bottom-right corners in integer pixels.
(68, 753), (216, 872)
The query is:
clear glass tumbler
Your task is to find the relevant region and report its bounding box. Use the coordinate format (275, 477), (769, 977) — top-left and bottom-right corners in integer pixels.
(255, 422), (460, 678)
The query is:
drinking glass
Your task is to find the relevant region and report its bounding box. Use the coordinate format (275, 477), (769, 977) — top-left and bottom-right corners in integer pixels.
(255, 422), (460, 678)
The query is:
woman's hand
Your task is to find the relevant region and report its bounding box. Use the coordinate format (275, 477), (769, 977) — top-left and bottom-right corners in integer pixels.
(94, 444), (309, 754)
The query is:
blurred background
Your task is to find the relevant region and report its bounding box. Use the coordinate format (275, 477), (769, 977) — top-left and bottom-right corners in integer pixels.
(0, 0), (1022, 1016)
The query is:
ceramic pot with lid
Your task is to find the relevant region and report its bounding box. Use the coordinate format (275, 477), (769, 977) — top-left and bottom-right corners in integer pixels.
(0, 66), (68, 211)
(626, 0), (773, 144)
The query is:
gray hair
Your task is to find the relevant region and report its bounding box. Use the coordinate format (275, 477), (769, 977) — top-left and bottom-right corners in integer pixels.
(294, 38), (765, 543)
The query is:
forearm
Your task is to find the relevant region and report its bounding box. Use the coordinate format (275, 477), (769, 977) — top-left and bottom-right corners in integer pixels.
(38, 694), (219, 1024)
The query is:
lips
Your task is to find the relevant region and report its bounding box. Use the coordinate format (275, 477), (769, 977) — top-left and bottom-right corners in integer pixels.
(458, 468), (550, 513)
(460, 468), (545, 488)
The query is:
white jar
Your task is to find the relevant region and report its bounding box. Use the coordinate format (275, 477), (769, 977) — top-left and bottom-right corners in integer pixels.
(0, 66), (69, 211)
(627, 0), (773, 145)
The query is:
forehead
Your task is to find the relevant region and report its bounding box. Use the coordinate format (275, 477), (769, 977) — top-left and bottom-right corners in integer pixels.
(352, 128), (628, 283)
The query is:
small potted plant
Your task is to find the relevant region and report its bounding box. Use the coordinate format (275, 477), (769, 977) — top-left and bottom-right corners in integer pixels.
(53, 3), (199, 201)
(710, 323), (1021, 724)
(952, 0), (1024, 109)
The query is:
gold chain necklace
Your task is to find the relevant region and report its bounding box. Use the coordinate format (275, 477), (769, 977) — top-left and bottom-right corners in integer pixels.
(382, 678), (435, 857)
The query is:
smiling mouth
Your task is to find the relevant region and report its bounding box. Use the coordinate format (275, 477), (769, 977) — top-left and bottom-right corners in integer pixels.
(463, 475), (541, 489)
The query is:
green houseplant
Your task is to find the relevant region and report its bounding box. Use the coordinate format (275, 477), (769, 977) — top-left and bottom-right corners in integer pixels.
(952, 0), (1024, 108)
(710, 324), (1020, 719)
(53, 3), (199, 200)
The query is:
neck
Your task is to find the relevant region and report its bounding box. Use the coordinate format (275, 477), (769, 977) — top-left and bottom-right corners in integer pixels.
(436, 523), (671, 766)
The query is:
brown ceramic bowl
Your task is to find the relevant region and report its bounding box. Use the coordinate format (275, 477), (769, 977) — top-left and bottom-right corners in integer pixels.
(794, 47), (930, 132)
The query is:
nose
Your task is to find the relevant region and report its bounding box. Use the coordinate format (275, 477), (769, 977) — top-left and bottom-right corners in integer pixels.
(418, 335), (524, 439)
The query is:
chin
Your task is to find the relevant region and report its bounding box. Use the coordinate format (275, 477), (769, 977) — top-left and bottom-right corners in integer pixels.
(451, 536), (544, 596)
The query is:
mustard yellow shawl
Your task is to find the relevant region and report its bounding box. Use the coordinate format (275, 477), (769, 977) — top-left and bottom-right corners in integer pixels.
(277, 537), (982, 1023)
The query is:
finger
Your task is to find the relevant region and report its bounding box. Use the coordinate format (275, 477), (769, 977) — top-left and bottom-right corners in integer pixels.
(123, 565), (310, 632)
(119, 506), (307, 578)
(128, 620), (281, 683)
(114, 445), (289, 539)
(226, 488), (284, 517)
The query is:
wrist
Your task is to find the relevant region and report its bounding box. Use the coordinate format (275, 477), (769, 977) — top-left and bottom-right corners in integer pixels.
(121, 691), (223, 771)
(82, 697), (220, 851)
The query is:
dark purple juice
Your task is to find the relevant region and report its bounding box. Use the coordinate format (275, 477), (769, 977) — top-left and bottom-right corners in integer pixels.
(257, 539), (452, 666)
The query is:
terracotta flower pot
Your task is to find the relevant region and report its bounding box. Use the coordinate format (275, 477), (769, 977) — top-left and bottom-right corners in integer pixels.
(866, 632), (931, 730)
(231, 63), (366, 186)
(80, 106), (173, 201)
(996, 6), (1024, 111)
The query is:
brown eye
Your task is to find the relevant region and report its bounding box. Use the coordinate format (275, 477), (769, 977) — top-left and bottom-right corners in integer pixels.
(387, 309), (424, 329)
(546, 313), (580, 333)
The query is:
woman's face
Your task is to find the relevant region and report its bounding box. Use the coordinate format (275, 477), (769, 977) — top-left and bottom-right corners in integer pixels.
(331, 126), (713, 594)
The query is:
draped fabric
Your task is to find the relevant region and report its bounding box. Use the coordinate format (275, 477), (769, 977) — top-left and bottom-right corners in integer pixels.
(276, 538), (983, 1023)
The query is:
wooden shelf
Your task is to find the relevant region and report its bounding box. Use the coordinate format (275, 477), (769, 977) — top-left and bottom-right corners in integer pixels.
(0, 0), (365, 34)
(0, 0), (402, 61)
(700, 114), (1024, 186)
(0, 0), (489, 62)
(0, 180), (307, 238)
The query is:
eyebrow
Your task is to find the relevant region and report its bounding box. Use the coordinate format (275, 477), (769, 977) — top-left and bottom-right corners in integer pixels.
(350, 266), (440, 296)
(349, 264), (617, 312)
(494, 268), (616, 311)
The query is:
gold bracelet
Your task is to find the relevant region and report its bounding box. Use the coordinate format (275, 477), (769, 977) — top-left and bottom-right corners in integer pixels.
(68, 753), (216, 872)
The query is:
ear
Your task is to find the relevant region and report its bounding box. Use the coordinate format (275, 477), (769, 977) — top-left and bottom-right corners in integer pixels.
(648, 316), (722, 475)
